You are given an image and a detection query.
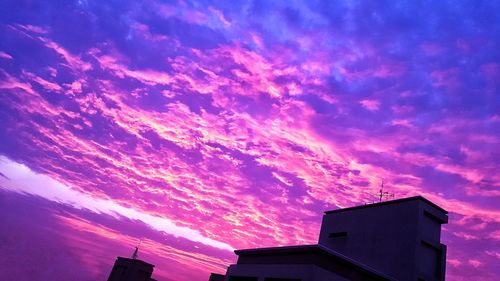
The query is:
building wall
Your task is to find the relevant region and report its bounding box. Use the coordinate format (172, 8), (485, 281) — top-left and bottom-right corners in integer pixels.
(224, 264), (350, 281)
(416, 203), (447, 281)
(318, 199), (447, 281)
(319, 200), (420, 280)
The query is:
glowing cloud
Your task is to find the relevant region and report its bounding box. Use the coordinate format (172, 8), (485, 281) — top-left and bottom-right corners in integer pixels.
(0, 156), (233, 251)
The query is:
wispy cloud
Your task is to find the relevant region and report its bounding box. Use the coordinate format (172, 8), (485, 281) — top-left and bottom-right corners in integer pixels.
(0, 156), (233, 251)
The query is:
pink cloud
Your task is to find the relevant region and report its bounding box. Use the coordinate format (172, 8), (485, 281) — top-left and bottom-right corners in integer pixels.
(360, 99), (381, 111)
(468, 259), (483, 268)
(15, 24), (49, 34)
(0, 70), (36, 95)
(38, 37), (92, 72)
(94, 54), (174, 85)
(448, 259), (462, 267)
(22, 71), (63, 92)
(489, 229), (500, 241)
(485, 251), (500, 259)
(250, 32), (264, 49)
(453, 231), (479, 240)
(209, 7), (232, 27)
(130, 23), (170, 42)
(391, 119), (414, 128)
(0, 51), (13, 59)
(431, 67), (460, 89)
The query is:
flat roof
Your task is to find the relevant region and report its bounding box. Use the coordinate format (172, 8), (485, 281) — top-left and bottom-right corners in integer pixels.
(209, 273), (226, 281)
(235, 244), (396, 281)
(324, 195), (448, 214)
(116, 257), (155, 267)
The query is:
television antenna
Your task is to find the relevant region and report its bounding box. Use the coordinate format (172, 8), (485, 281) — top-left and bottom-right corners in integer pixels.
(373, 179), (394, 202)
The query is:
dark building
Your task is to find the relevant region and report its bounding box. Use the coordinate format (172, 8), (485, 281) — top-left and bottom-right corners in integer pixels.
(211, 196), (448, 281)
(107, 247), (157, 281)
(209, 273), (227, 281)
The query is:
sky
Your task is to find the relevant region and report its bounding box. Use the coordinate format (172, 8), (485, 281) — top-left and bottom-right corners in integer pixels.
(0, 0), (499, 280)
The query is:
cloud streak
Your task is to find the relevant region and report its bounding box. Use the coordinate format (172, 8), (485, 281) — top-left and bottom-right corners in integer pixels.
(0, 156), (233, 251)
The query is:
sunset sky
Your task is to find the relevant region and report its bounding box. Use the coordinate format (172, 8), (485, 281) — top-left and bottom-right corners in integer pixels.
(0, 1), (499, 280)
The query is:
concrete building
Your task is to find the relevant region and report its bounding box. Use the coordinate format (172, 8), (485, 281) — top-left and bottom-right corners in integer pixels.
(211, 196), (448, 281)
(107, 247), (157, 281)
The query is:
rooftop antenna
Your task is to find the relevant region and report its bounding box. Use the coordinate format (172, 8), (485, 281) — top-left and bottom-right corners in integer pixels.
(376, 179), (394, 202)
(131, 239), (142, 260)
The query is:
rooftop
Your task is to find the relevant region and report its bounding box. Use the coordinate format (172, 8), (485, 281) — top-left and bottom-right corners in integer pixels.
(235, 244), (397, 281)
(324, 195), (448, 215)
(116, 257), (155, 268)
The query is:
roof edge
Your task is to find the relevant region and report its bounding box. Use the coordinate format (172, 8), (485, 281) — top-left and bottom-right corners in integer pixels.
(116, 257), (155, 267)
(324, 196), (448, 215)
(234, 244), (396, 281)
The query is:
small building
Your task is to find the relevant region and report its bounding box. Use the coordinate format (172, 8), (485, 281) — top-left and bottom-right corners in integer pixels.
(209, 273), (227, 281)
(107, 247), (157, 281)
(211, 196), (448, 281)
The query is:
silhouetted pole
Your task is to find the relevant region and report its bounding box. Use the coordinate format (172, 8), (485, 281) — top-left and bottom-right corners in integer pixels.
(132, 240), (142, 260)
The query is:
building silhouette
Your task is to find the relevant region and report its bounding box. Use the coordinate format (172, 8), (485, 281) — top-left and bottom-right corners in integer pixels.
(107, 247), (157, 281)
(209, 273), (227, 281)
(210, 196), (448, 281)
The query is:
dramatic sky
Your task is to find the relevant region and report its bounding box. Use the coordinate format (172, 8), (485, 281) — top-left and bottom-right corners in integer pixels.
(0, 1), (499, 280)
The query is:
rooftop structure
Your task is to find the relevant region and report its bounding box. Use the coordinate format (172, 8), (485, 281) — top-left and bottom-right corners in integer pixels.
(107, 247), (157, 281)
(211, 196), (448, 281)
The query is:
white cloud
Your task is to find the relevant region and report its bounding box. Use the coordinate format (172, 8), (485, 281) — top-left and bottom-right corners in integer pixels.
(0, 156), (234, 251)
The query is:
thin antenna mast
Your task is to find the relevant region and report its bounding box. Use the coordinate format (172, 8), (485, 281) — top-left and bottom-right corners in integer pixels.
(379, 180), (384, 202)
(132, 239), (142, 260)
(376, 179), (394, 202)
